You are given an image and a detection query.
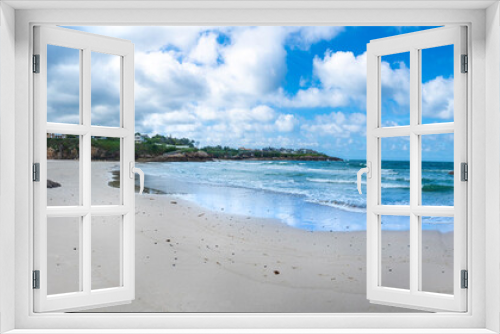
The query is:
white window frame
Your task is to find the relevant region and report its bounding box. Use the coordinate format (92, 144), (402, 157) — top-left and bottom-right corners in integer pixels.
(1, 2), (499, 333)
(365, 26), (468, 312)
(33, 25), (136, 312)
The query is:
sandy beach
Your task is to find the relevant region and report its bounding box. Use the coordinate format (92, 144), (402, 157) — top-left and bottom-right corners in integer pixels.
(46, 160), (453, 313)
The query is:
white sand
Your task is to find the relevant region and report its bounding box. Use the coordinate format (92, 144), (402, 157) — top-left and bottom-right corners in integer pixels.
(46, 160), (453, 313)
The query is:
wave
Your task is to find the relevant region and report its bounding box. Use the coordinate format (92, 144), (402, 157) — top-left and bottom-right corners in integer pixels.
(307, 178), (360, 185)
(306, 199), (366, 213)
(422, 184), (454, 192)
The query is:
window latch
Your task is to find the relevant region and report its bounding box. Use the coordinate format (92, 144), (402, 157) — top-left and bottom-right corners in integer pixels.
(357, 162), (371, 195)
(129, 162), (145, 194)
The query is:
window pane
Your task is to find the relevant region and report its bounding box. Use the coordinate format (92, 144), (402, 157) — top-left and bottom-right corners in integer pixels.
(381, 52), (410, 127)
(381, 215), (410, 290)
(47, 45), (80, 124)
(47, 216), (81, 294)
(91, 137), (121, 205)
(421, 133), (454, 206)
(47, 134), (80, 206)
(381, 137), (410, 205)
(91, 52), (121, 127)
(421, 45), (454, 124)
(92, 215), (122, 290)
(421, 216), (454, 294)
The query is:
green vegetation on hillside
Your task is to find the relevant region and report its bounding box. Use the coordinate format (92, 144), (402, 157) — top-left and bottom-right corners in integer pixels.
(47, 133), (340, 161)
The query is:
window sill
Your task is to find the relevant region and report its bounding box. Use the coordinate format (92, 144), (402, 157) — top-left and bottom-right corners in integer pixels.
(4, 329), (498, 334)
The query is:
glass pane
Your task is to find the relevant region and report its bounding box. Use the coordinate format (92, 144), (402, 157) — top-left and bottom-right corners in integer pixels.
(91, 137), (121, 205)
(47, 216), (81, 294)
(381, 137), (410, 205)
(421, 45), (454, 124)
(47, 45), (80, 124)
(421, 133), (454, 206)
(47, 134), (80, 206)
(92, 215), (122, 290)
(421, 216), (454, 294)
(381, 52), (410, 127)
(381, 215), (410, 290)
(91, 52), (121, 127)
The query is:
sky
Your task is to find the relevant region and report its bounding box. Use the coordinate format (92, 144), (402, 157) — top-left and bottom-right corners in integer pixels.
(47, 26), (455, 161)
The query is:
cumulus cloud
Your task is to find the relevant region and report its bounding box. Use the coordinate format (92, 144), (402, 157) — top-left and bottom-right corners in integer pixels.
(140, 104), (297, 148)
(380, 59), (410, 107)
(286, 26), (345, 50)
(49, 26), (380, 156)
(188, 33), (220, 66)
(422, 76), (454, 120)
(278, 50), (410, 111)
(275, 51), (366, 108)
(301, 112), (367, 138)
(275, 114), (296, 132)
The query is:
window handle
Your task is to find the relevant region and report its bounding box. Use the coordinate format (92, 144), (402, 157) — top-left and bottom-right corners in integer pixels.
(129, 162), (145, 195)
(357, 162), (372, 195)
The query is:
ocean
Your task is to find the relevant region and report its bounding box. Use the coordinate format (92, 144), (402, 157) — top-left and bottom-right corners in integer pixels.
(138, 160), (454, 233)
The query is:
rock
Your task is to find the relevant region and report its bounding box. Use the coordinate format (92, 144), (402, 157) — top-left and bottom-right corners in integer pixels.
(47, 179), (61, 188)
(448, 171), (454, 175)
(194, 150), (210, 158)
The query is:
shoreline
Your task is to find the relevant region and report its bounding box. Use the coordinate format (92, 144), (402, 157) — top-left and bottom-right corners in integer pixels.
(137, 156), (343, 163)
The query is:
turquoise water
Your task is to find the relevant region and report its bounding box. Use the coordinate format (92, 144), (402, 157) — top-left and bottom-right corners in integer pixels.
(138, 160), (454, 232)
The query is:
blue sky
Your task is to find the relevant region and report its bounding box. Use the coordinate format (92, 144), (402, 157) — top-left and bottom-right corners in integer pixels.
(48, 26), (455, 161)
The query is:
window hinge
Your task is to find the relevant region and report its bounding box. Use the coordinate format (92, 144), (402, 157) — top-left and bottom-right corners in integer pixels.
(461, 270), (468, 289)
(33, 270), (40, 289)
(461, 54), (468, 73)
(33, 163), (40, 182)
(461, 162), (468, 181)
(33, 54), (40, 73)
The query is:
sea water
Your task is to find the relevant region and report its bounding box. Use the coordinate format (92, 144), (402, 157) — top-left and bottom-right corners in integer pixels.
(138, 160), (454, 232)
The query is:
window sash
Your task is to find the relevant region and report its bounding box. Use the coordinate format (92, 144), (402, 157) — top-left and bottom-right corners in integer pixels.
(32, 25), (136, 312)
(365, 26), (468, 312)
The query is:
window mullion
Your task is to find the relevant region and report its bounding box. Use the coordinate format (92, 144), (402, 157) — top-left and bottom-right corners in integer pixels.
(409, 47), (420, 294)
(82, 48), (92, 294)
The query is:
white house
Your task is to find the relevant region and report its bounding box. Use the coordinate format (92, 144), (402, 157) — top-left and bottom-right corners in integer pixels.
(134, 134), (144, 143)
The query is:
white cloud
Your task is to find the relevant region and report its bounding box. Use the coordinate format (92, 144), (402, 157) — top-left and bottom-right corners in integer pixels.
(77, 26), (210, 54)
(380, 60), (410, 106)
(188, 33), (220, 66)
(208, 27), (288, 106)
(278, 50), (412, 112)
(275, 114), (296, 132)
(301, 111), (366, 138)
(422, 76), (454, 119)
(286, 26), (345, 50)
(139, 104), (300, 148)
(53, 26), (376, 157)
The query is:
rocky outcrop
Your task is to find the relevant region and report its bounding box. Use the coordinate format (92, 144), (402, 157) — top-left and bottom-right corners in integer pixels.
(138, 150), (214, 162)
(47, 179), (61, 188)
(138, 150), (343, 163)
(47, 146), (79, 160)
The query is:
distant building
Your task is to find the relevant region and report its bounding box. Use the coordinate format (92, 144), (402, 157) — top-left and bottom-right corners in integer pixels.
(135, 134), (149, 143)
(47, 133), (66, 139)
